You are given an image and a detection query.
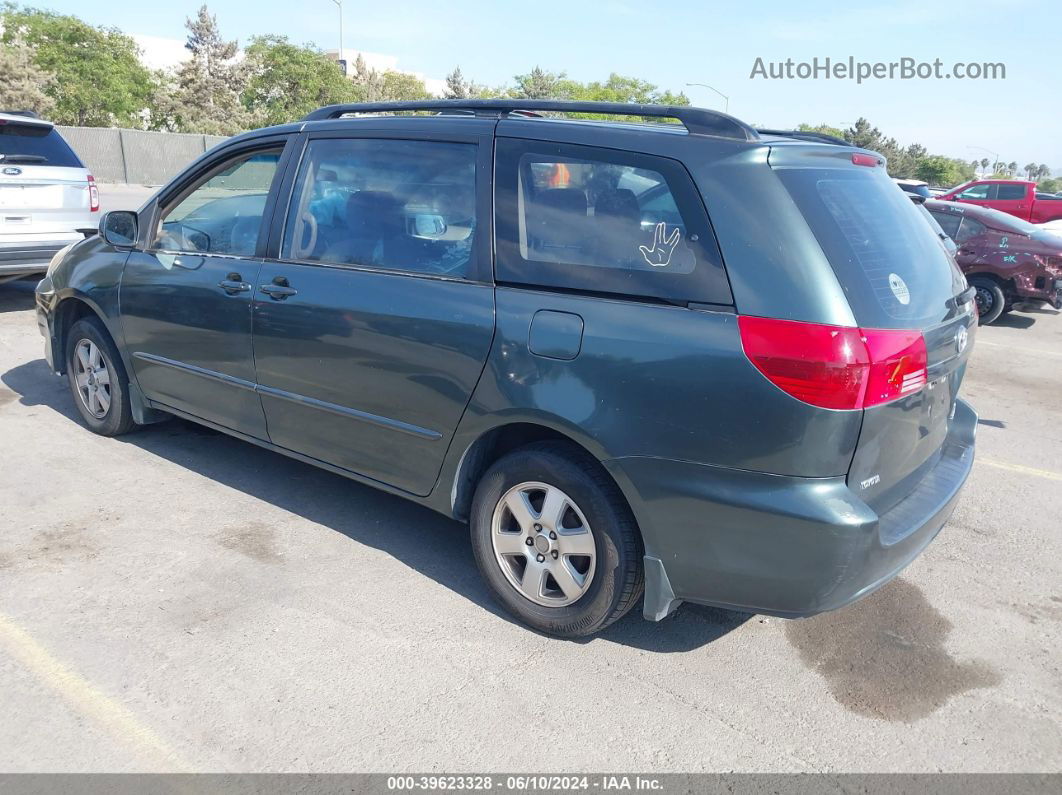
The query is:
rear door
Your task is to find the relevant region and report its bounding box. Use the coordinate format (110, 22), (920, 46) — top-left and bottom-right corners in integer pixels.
(0, 118), (92, 243)
(120, 137), (291, 438)
(774, 152), (976, 512)
(993, 183), (1031, 220)
(251, 122), (496, 496)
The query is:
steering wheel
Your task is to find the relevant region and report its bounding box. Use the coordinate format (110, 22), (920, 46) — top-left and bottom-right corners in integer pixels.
(292, 212), (318, 260)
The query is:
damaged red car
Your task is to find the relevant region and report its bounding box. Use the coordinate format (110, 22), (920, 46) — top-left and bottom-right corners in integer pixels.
(926, 199), (1062, 324)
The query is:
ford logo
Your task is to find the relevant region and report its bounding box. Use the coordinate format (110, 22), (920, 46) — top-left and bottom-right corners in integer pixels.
(955, 325), (969, 353)
(2, 167), (22, 176)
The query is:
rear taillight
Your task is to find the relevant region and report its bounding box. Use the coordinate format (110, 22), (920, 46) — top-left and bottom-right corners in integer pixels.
(87, 174), (99, 212)
(738, 316), (928, 410)
(861, 328), (928, 406)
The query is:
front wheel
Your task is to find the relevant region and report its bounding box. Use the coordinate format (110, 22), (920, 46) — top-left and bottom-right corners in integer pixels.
(470, 442), (643, 637)
(971, 277), (1006, 325)
(66, 316), (136, 436)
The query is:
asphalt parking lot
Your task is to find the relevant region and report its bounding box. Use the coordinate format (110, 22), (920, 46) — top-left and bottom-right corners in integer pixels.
(0, 275), (1059, 773)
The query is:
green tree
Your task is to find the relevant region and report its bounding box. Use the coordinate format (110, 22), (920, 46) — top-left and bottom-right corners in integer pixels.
(0, 34), (54, 115)
(350, 53), (383, 100)
(1, 5), (154, 126)
(565, 73), (689, 121)
(171, 5), (252, 135)
(797, 123), (847, 140)
(1037, 164), (1051, 181)
(380, 70), (432, 101)
(914, 155), (961, 187)
(511, 67), (576, 100)
(444, 66), (473, 99)
(1007, 161), (1018, 177)
(981, 158), (990, 174)
(952, 158), (976, 183)
(243, 35), (357, 126)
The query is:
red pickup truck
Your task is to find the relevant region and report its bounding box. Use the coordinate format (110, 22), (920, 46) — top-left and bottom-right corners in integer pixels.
(938, 179), (1062, 224)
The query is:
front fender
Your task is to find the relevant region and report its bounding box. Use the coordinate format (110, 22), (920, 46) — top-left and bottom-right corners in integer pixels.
(42, 236), (130, 374)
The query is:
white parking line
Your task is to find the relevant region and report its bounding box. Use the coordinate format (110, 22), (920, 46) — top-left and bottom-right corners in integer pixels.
(0, 610), (192, 771)
(976, 340), (1062, 359)
(980, 458), (1062, 482)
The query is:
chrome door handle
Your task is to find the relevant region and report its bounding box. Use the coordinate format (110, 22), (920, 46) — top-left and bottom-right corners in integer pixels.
(260, 283), (297, 299)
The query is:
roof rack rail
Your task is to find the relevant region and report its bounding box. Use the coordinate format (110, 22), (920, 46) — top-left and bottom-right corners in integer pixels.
(0, 109), (42, 119)
(303, 99), (760, 142)
(756, 128), (850, 146)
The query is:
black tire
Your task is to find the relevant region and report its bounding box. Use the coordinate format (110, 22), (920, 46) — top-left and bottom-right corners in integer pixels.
(971, 277), (1006, 325)
(65, 316), (137, 436)
(470, 441), (643, 637)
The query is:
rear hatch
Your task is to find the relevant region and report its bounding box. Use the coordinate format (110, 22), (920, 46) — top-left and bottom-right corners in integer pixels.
(1, 116), (94, 240)
(771, 145), (976, 513)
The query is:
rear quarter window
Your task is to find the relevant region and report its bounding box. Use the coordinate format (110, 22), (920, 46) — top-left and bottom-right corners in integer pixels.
(0, 123), (83, 168)
(778, 167), (961, 328)
(494, 138), (732, 305)
(997, 184), (1027, 200)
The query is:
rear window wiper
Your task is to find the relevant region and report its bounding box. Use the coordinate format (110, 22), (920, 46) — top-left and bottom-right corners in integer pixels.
(0, 154), (48, 164)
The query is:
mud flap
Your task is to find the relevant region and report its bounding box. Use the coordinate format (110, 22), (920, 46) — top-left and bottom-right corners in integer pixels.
(643, 555), (682, 621)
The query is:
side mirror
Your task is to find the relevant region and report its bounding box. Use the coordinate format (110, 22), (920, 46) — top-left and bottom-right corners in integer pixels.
(100, 210), (138, 248)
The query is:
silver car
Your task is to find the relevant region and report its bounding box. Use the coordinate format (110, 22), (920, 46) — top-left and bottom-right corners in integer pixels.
(0, 111), (97, 284)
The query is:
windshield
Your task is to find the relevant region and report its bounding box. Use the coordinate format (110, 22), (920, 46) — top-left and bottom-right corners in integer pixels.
(0, 123), (83, 167)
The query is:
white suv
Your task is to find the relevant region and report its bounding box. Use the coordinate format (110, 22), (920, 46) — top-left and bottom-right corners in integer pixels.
(0, 111), (98, 284)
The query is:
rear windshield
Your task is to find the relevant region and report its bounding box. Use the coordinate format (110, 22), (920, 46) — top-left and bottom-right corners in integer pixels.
(0, 123), (83, 168)
(778, 167), (961, 329)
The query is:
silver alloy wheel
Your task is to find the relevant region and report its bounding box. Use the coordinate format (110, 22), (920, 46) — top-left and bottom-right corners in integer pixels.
(490, 481), (597, 607)
(73, 339), (113, 419)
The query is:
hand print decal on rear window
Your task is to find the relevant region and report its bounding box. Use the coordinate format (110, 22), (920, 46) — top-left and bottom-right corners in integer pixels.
(639, 222), (681, 267)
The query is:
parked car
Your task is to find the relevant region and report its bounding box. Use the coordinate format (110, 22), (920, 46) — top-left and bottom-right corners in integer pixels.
(938, 179), (1062, 224)
(35, 100), (977, 637)
(0, 111), (98, 284)
(897, 180), (960, 257)
(926, 199), (1062, 323)
(894, 178), (931, 200)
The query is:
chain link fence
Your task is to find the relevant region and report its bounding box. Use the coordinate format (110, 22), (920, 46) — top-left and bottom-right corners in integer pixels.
(56, 126), (229, 185)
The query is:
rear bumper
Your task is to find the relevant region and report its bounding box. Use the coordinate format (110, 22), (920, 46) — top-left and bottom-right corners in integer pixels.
(605, 398), (977, 621)
(0, 240), (74, 277)
(1015, 277), (1062, 310)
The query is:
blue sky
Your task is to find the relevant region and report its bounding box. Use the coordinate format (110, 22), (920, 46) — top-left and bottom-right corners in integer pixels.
(35, 0), (1062, 169)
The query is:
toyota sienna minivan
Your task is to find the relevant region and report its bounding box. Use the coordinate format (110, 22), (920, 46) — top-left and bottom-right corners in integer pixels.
(35, 100), (978, 637)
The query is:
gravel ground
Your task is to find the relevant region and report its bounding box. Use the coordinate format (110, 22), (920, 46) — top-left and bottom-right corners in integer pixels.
(0, 279), (1059, 773)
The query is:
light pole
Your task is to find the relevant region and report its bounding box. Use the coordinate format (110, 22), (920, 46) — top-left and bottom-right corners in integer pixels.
(686, 82), (729, 114)
(331, 0), (345, 74)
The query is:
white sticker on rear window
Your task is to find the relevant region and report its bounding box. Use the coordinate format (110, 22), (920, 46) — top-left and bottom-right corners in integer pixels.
(889, 272), (911, 305)
(639, 221), (681, 268)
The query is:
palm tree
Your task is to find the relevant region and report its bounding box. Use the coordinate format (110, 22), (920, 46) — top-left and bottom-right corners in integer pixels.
(1008, 161), (1018, 177)
(1037, 164), (1051, 181)
(1025, 162), (1038, 180)
(981, 158), (990, 175)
